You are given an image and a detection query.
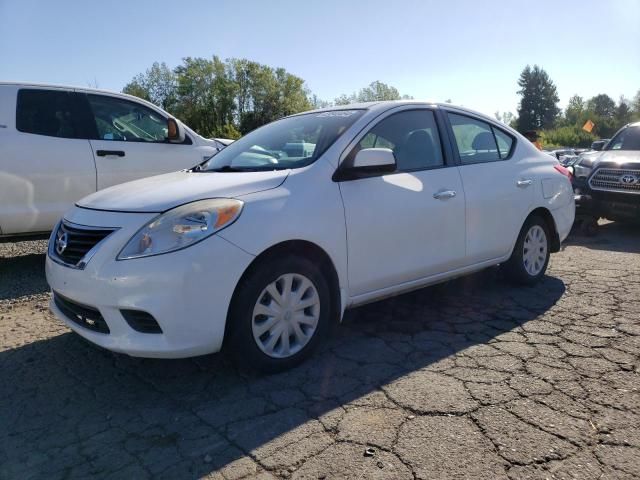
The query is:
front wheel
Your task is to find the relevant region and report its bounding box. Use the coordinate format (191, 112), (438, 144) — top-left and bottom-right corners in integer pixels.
(226, 255), (331, 372)
(502, 216), (551, 285)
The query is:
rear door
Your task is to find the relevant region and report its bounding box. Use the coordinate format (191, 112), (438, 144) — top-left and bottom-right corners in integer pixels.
(83, 93), (205, 189)
(0, 86), (96, 234)
(445, 111), (533, 263)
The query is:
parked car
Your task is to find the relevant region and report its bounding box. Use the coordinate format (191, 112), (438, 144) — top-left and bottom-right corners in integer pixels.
(46, 101), (575, 371)
(0, 82), (223, 239)
(570, 123), (640, 234)
(546, 148), (578, 165)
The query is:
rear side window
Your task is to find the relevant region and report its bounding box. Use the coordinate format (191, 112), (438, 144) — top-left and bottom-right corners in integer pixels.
(16, 89), (80, 139)
(447, 113), (501, 164)
(493, 128), (514, 158)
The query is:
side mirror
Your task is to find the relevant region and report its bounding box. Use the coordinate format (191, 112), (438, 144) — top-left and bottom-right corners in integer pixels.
(167, 118), (185, 143)
(567, 165), (575, 176)
(591, 141), (604, 151)
(352, 148), (396, 171)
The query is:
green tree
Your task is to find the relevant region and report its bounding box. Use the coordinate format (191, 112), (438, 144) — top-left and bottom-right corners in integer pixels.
(564, 95), (585, 126)
(541, 126), (595, 148)
(516, 65), (560, 131)
(123, 62), (176, 111)
(334, 81), (412, 105)
(615, 96), (633, 126)
(587, 94), (616, 120)
(494, 111), (516, 127)
(633, 90), (640, 117)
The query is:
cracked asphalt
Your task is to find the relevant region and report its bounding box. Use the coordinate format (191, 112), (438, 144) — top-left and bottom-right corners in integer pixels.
(1, 222), (639, 479)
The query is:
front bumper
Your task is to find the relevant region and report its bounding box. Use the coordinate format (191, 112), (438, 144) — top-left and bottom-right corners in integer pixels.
(46, 207), (254, 358)
(573, 181), (640, 223)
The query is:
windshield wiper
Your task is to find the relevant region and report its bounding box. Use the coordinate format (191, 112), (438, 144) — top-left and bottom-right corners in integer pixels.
(207, 165), (251, 172)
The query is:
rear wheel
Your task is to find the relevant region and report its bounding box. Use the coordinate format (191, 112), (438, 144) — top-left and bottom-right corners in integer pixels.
(227, 255), (331, 372)
(503, 215), (550, 285)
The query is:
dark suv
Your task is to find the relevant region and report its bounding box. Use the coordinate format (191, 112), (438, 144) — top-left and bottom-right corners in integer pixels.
(571, 122), (640, 234)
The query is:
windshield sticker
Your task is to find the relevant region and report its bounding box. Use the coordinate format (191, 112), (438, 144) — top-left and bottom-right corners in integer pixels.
(316, 110), (358, 118)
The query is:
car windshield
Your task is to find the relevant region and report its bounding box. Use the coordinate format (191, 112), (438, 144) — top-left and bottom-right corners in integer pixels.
(198, 110), (364, 172)
(606, 126), (640, 151)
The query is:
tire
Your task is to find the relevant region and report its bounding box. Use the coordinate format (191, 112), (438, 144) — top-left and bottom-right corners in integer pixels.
(226, 255), (331, 372)
(503, 215), (551, 286)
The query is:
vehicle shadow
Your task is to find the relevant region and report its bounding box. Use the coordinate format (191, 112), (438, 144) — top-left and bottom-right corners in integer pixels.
(0, 252), (49, 301)
(0, 269), (566, 478)
(566, 220), (640, 254)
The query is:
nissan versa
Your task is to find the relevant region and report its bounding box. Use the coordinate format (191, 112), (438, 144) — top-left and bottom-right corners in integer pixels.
(46, 101), (575, 371)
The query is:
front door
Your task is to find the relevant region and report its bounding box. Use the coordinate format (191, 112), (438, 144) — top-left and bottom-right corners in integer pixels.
(84, 93), (203, 190)
(338, 108), (466, 297)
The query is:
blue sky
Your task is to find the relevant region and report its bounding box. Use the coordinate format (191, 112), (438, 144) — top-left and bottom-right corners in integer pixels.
(1, 0), (638, 117)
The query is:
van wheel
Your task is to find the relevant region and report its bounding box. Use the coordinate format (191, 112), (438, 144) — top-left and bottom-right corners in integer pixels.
(503, 215), (550, 285)
(227, 255), (331, 372)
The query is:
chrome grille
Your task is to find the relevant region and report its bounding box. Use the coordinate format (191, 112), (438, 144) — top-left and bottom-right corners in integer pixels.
(49, 221), (116, 269)
(589, 168), (640, 194)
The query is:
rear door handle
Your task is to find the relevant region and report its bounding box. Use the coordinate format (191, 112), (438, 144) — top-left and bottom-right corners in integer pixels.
(433, 190), (457, 200)
(96, 150), (125, 157)
(517, 179), (533, 188)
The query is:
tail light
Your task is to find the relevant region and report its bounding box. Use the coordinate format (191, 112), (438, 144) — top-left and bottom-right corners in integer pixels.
(554, 164), (572, 180)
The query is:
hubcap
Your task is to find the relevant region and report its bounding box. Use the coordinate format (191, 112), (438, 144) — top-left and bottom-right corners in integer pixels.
(251, 273), (320, 359)
(523, 225), (547, 276)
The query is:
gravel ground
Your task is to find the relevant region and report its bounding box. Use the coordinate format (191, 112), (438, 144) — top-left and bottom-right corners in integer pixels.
(1, 223), (639, 479)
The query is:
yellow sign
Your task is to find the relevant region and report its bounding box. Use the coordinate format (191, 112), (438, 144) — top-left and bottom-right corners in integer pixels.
(582, 119), (595, 133)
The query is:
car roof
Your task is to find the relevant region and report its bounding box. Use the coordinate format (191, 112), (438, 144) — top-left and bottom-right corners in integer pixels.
(0, 80), (175, 118)
(294, 100), (507, 129)
(0, 81), (127, 96)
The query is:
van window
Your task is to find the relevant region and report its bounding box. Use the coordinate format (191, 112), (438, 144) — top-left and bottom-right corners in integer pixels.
(87, 94), (168, 142)
(16, 89), (80, 139)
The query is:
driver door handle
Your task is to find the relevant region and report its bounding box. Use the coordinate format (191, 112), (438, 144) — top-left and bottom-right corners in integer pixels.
(433, 190), (457, 200)
(96, 150), (125, 157)
(517, 179), (533, 188)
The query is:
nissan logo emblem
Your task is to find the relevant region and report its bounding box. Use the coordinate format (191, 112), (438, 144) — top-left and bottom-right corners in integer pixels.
(55, 230), (68, 255)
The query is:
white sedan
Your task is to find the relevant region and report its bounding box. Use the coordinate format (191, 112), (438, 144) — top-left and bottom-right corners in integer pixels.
(46, 101), (575, 371)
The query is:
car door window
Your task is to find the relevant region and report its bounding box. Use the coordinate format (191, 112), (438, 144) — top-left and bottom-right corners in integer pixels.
(448, 113), (504, 164)
(87, 94), (168, 142)
(350, 110), (444, 171)
(493, 128), (514, 158)
(16, 89), (81, 139)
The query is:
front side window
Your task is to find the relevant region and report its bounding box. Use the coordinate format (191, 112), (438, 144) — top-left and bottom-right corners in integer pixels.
(200, 110), (364, 171)
(87, 94), (168, 142)
(448, 113), (510, 164)
(607, 126), (640, 151)
(16, 89), (80, 139)
(349, 110), (444, 171)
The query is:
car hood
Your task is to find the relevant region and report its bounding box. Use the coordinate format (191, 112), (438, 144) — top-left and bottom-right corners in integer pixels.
(77, 170), (289, 213)
(586, 150), (640, 168)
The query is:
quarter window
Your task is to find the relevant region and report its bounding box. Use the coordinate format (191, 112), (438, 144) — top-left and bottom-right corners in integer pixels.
(448, 113), (510, 164)
(493, 128), (514, 158)
(351, 110), (444, 171)
(16, 89), (80, 139)
(87, 94), (168, 142)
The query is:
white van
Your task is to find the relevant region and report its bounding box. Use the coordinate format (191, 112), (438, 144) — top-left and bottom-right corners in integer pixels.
(0, 82), (225, 238)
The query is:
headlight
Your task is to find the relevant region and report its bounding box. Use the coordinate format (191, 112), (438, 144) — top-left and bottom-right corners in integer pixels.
(117, 199), (243, 260)
(573, 162), (593, 179)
